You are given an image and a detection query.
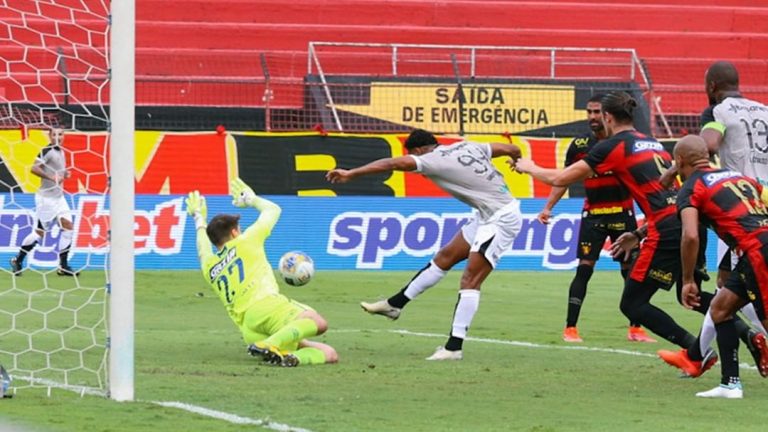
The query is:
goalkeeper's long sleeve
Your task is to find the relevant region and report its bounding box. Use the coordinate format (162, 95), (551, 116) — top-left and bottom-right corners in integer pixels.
(195, 225), (214, 265)
(242, 195), (282, 243)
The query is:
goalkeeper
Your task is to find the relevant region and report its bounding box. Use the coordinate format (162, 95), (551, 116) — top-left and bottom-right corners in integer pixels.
(186, 178), (338, 367)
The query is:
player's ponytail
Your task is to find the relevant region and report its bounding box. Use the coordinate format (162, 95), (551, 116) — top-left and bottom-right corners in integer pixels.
(601, 91), (636, 123)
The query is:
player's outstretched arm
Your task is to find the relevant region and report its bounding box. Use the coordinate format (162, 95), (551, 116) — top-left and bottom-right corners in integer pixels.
(512, 159), (594, 187)
(231, 178), (281, 240)
(186, 190), (213, 262)
(326, 156), (417, 184)
(489, 142), (522, 160)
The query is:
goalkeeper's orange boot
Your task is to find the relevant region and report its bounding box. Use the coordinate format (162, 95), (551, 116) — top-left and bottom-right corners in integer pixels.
(562, 326), (583, 343)
(627, 326), (657, 343)
(658, 348), (717, 378)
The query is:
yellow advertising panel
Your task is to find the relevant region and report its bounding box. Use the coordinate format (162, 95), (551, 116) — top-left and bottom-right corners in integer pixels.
(334, 83), (584, 133)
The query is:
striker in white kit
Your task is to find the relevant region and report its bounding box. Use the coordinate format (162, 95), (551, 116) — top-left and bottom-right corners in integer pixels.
(410, 141), (522, 267)
(327, 129), (523, 360)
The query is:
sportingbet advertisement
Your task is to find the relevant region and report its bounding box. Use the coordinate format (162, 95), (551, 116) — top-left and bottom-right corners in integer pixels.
(0, 194), (720, 272)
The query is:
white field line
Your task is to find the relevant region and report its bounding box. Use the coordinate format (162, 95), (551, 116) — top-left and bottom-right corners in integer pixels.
(336, 327), (759, 371)
(150, 401), (314, 432)
(14, 376), (313, 432)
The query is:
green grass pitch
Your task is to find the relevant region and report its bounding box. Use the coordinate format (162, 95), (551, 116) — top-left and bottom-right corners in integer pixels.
(1, 270), (766, 432)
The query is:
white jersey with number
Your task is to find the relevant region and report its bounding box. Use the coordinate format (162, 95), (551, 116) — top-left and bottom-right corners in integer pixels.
(708, 96), (768, 184)
(35, 145), (67, 198)
(409, 141), (514, 221)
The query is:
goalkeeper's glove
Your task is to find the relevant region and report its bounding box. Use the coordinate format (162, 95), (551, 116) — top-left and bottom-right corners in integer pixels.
(185, 190), (207, 229)
(231, 178), (257, 208)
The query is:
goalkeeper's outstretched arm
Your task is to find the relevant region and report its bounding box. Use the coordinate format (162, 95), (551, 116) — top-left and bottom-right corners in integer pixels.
(231, 178), (282, 242)
(185, 190), (214, 264)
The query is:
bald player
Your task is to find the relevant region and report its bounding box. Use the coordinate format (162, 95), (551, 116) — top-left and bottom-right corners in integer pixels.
(700, 62), (768, 335)
(658, 135), (768, 398)
(327, 129), (523, 361)
(186, 178), (338, 367)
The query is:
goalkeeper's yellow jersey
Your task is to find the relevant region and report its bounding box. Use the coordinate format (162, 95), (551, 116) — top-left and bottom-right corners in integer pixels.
(195, 197), (281, 327)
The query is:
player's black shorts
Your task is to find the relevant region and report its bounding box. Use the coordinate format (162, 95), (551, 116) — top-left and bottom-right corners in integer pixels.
(723, 240), (768, 320)
(629, 243), (680, 291)
(577, 210), (637, 262)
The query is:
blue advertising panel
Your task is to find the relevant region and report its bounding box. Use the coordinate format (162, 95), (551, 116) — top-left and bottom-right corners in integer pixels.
(0, 194), (720, 272)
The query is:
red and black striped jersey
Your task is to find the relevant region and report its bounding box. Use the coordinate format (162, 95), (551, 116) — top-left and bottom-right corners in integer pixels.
(565, 133), (633, 212)
(583, 130), (680, 247)
(677, 168), (768, 251)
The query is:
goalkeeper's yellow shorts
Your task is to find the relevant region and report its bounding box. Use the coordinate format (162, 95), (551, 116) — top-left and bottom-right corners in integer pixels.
(239, 293), (314, 351)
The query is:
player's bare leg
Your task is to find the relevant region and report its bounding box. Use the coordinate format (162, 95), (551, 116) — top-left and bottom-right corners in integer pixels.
(362, 231), (470, 320)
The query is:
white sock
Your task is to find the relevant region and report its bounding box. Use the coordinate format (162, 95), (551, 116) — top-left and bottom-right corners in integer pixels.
(450, 289), (480, 340)
(404, 260), (448, 300)
(58, 228), (73, 252)
(740, 303), (768, 335)
(699, 310), (716, 355)
(22, 231), (41, 247)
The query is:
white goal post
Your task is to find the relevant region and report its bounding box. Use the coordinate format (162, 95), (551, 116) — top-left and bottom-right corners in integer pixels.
(108, 0), (136, 402)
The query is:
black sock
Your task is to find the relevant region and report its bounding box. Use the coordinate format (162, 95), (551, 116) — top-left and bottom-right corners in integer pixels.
(715, 319), (740, 386)
(387, 289), (409, 309)
(688, 335), (704, 361)
(621, 280), (695, 348)
(620, 269), (642, 327)
(16, 241), (37, 264)
(445, 336), (463, 351)
(566, 264), (593, 327)
(733, 317), (753, 345)
(59, 248), (70, 268)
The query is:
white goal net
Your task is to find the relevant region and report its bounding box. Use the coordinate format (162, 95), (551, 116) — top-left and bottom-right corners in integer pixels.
(0, 0), (111, 396)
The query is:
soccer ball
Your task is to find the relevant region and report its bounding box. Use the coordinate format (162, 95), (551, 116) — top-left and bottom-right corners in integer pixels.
(278, 251), (315, 286)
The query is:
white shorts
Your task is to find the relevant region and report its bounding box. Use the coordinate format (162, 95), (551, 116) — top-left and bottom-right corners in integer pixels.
(461, 200), (522, 268)
(716, 238), (739, 271)
(34, 194), (72, 231)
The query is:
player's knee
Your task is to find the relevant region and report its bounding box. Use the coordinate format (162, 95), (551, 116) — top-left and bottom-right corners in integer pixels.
(709, 306), (731, 324)
(434, 248), (465, 269)
(313, 315), (328, 335)
(322, 345), (339, 364)
(459, 272), (485, 290)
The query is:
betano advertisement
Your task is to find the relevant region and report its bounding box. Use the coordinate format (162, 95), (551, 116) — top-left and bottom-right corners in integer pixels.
(0, 129), (707, 271)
